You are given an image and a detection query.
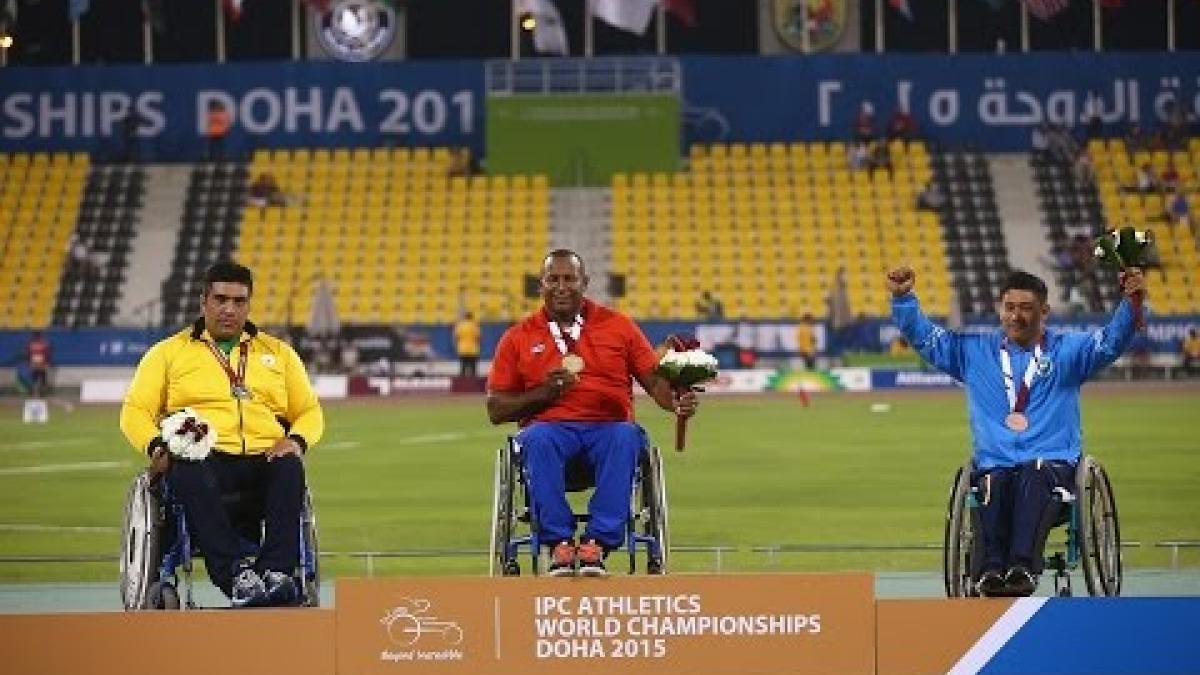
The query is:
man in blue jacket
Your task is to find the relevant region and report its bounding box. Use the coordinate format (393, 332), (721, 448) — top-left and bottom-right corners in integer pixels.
(888, 266), (1145, 596)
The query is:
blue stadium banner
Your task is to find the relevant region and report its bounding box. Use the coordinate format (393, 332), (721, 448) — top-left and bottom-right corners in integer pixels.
(678, 52), (1200, 150)
(1, 53), (1197, 157)
(0, 61), (482, 160)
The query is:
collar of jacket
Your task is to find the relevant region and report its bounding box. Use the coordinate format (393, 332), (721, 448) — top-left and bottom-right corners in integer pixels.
(189, 317), (259, 341)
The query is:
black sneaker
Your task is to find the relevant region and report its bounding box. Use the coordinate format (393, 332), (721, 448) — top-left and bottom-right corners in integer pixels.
(976, 569), (1006, 597)
(1004, 566), (1038, 597)
(230, 566), (267, 608)
(262, 570), (298, 607)
(547, 541), (576, 577)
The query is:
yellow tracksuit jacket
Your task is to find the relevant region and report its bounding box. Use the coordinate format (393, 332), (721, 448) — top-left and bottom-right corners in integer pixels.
(120, 319), (324, 455)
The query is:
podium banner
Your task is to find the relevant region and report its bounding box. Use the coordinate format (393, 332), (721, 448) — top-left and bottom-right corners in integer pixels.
(336, 573), (875, 675)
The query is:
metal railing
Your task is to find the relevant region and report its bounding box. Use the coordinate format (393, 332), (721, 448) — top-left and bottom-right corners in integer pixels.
(485, 57), (681, 97)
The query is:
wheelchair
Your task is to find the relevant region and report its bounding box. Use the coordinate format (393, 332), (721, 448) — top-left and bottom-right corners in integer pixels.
(489, 433), (670, 576)
(119, 468), (320, 610)
(943, 455), (1122, 598)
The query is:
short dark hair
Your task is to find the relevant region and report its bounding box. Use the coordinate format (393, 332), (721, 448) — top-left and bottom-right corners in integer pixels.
(999, 270), (1048, 303)
(542, 249), (585, 275)
(204, 260), (253, 294)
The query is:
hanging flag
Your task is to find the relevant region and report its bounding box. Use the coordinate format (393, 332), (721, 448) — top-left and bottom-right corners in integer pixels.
(142, 0), (165, 33)
(593, 0), (656, 35)
(888, 0), (913, 21)
(68, 0), (90, 21)
(223, 0), (245, 21)
(663, 0), (696, 27)
(1023, 0), (1069, 20)
(518, 0), (568, 55)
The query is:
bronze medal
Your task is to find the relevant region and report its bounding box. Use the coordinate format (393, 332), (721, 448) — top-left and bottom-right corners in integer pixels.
(562, 354), (585, 375)
(1005, 412), (1029, 432)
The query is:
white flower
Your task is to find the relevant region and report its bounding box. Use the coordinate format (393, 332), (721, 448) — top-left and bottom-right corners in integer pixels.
(160, 408), (216, 461)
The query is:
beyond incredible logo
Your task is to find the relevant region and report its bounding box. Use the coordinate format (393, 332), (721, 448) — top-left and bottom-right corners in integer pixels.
(378, 597), (465, 663)
(313, 0), (398, 63)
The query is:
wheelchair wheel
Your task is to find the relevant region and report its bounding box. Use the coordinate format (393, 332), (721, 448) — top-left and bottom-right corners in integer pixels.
(300, 489), (321, 607)
(1078, 456), (1122, 597)
(640, 446), (670, 575)
(943, 462), (979, 598)
(120, 470), (165, 610)
(489, 443), (520, 577)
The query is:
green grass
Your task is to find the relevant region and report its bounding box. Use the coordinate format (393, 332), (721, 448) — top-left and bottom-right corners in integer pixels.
(1, 386), (1198, 582)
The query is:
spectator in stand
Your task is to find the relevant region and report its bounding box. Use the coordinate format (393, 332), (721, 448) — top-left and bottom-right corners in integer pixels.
(447, 148), (472, 177)
(869, 140), (893, 177)
(1125, 163), (1160, 194)
(1161, 163), (1181, 192)
(66, 233), (94, 281)
(205, 100), (232, 162)
(248, 173), (286, 207)
(1166, 189), (1191, 229)
(886, 105), (918, 143)
(1182, 328), (1200, 377)
(695, 291), (725, 320)
(1163, 98), (1189, 150)
(1123, 123), (1147, 155)
(1073, 148), (1096, 186)
(848, 142), (869, 171)
(853, 102), (876, 143)
(1046, 125), (1078, 166)
(917, 180), (946, 212)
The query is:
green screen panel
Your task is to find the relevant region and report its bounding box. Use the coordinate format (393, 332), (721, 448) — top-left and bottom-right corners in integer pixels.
(486, 94), (680, 187)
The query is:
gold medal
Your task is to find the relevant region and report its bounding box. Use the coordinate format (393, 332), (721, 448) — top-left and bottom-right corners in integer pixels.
(562, 354), (585, 375)
(1005, 412), (1028, 432)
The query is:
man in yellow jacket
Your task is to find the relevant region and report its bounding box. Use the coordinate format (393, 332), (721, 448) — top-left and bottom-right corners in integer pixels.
(120, 261), (323, 608)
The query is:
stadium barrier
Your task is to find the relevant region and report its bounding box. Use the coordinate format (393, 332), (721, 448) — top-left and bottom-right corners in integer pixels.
(2, 575), (1198, 675)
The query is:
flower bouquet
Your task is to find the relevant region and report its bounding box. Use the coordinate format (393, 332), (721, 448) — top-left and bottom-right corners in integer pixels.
(1094, 226), (1152, 329)
(655, 336), (718, 452)
(160, 408), (216, 461)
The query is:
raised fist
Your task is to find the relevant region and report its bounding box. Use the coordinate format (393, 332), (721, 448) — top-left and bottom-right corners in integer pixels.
(886, 266), (916, 297)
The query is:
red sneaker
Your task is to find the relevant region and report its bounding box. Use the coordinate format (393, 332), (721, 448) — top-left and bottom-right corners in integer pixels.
(547, 541), (576, 577)
(576, 540), (608, 578)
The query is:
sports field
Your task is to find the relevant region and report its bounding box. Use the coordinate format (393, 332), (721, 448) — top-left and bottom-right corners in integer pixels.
(1, 383), (1197, 583)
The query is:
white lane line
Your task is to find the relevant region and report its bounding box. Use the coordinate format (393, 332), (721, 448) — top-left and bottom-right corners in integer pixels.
(946, 597), (1049, 675)
(320, 441), (362, 451)
(0, 524), (119, 534)
(0, 438), (90, 452)
(0, 461), (130, 476)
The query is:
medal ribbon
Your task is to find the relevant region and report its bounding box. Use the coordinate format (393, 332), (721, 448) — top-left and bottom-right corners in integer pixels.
(546, 312), (584, 356)
(1000, 338), (1043, 414)
(204, 339), (249, 395)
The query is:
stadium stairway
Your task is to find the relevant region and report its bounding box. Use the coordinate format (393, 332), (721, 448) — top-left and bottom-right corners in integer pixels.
(932, 149), (1010, 317)
(50, 163), (142, 327)
(115, 164), (191, 326)
(550, 187), (610, 303)
(988, 153), (1062, 302)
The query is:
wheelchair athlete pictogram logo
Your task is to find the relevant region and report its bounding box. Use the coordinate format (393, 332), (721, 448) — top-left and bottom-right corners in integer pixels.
(380, 597), (464, 647)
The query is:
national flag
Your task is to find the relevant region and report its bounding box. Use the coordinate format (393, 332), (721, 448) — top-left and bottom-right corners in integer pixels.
(593, 0), (656, 35)
(1023, 0), (1069, 20)
(888, 0), (913, 21)
(518, 0), (568, 56)
(68, 0), (90, 22)
(223, 0), (244, 21)
(663, 0), (696, 27)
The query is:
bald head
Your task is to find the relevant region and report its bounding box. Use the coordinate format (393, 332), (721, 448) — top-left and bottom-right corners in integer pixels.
(540, 249), (588, 321)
